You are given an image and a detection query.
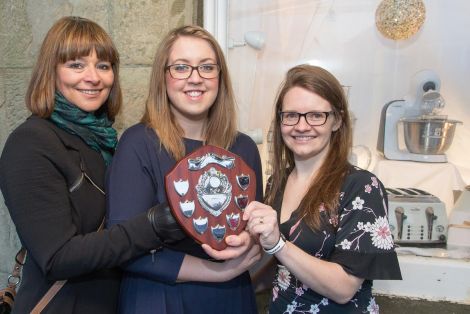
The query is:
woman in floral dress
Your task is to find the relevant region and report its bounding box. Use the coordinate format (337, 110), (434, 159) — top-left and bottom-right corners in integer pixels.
(244, 65), (401, 313)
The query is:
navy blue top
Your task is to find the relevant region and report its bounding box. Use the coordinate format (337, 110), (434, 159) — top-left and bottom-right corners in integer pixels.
(106, 123), (263, 314)
(269, 167), (401, 314)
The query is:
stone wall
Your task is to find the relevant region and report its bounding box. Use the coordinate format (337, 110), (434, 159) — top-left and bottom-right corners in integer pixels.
(0, 0), (201, 283)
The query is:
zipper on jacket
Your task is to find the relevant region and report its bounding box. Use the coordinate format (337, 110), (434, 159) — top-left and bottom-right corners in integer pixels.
(69, 159), (105, 195)
(69, 172), (85, 192)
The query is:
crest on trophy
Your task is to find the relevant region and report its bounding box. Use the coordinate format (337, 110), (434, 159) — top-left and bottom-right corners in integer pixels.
(165, 145), (256, 250)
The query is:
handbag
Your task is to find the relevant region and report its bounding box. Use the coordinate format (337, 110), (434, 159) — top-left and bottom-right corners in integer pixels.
(0, 249), (66, 314)
(0, 218), (105, 314)
(0, 248), (26, 314)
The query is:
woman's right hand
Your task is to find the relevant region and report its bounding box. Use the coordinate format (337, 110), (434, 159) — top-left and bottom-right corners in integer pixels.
(243, 201), (281, 251)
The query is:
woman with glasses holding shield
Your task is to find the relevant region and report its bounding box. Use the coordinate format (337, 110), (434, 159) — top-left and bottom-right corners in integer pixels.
(244, 65), (401, 313)
(106, 25), (263, 314)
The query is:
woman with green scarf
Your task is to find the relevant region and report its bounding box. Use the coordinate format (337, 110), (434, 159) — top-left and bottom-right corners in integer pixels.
(0, 16), (185, 314)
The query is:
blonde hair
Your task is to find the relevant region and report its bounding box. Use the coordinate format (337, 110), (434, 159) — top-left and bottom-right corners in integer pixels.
(141, 25), (238, 160)
(265, 65), (352, 230)
(26, 16), (122, 119)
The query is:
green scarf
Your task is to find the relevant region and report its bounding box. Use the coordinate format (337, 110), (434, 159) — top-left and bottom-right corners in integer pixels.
(49, 92), (118, 165)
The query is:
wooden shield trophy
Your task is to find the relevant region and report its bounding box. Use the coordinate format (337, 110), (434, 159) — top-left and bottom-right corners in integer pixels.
(165, 145), (256, 250)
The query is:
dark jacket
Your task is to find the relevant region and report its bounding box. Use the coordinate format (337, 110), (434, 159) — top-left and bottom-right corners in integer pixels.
(0, 116), (160, 313)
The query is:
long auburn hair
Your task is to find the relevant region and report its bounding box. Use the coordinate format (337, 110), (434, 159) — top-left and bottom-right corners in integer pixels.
(26, 16), (121, 119)
(265, 65), (352, 230)
(141, 25), (238, 160)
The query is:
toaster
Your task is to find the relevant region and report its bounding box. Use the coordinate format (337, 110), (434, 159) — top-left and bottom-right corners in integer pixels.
(386, 188), (448, 245)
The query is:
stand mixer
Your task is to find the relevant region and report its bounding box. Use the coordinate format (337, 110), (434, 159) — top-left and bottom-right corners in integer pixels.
(377, 69), (462, 162)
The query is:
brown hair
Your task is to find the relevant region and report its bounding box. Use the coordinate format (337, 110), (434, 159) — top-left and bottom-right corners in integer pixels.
(141, 25), (238, 160)
(265, 64), (352, 230)
(26, 16), (122, 119)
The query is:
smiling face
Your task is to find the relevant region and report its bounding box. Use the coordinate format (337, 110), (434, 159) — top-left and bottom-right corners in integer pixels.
(165, 36), (219, 124)
(56, 50), (114, 112)
(281, 86), (341, 162)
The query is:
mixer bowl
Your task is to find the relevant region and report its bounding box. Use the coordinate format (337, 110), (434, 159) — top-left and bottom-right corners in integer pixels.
(402, 118), (461, 154)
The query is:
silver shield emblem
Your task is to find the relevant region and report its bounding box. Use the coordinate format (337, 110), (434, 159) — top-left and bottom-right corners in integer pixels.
(196, 167), (232, 217)
(236, 174), (250, 190)
(174, 179), (189, 196)
(179, 200), (195, 218)
(211, 224), (226, 242)
(226, 212), (240, 231)
(193, 216), (208, 234)
(234, 194), (249, 210)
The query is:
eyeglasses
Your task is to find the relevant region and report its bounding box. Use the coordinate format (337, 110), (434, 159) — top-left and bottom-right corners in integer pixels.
(166, 64), (220, 79)
(279, 111), (333, 126)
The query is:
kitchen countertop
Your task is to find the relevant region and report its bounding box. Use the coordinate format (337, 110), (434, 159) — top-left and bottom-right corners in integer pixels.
(373, 251), (470, 305)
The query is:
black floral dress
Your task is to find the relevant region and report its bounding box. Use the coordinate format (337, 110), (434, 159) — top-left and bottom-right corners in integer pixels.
(269, 166), (402, 314)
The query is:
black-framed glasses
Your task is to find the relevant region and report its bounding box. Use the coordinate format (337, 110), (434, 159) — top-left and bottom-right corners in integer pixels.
(166, 64), (220, 79)
(279, 111), (333, 126)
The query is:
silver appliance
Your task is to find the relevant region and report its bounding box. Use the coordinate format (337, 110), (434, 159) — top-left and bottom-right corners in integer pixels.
(377, 69), (461, 162)
(386, 187), (448, 245)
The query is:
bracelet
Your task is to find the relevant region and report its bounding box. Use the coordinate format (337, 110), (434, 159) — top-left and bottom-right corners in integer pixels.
(263, 233), (286, 255)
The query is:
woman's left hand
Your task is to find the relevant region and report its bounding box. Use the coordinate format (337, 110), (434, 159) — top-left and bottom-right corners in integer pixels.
(202, 230), (253, 260)
(243, 201), (281, 251)
(219, 242), (261, 280)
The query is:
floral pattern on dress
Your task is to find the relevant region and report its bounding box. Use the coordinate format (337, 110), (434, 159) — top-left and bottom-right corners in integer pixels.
(366, 298), (380, 314)
(269, 167), (400, 314)
(335, 175), (394, 252)
(272, 265), (331, 313)
(271, 265), (378, 313)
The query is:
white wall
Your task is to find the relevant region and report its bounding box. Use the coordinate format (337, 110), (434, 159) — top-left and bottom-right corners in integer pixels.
(227, 0), (470, 186)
